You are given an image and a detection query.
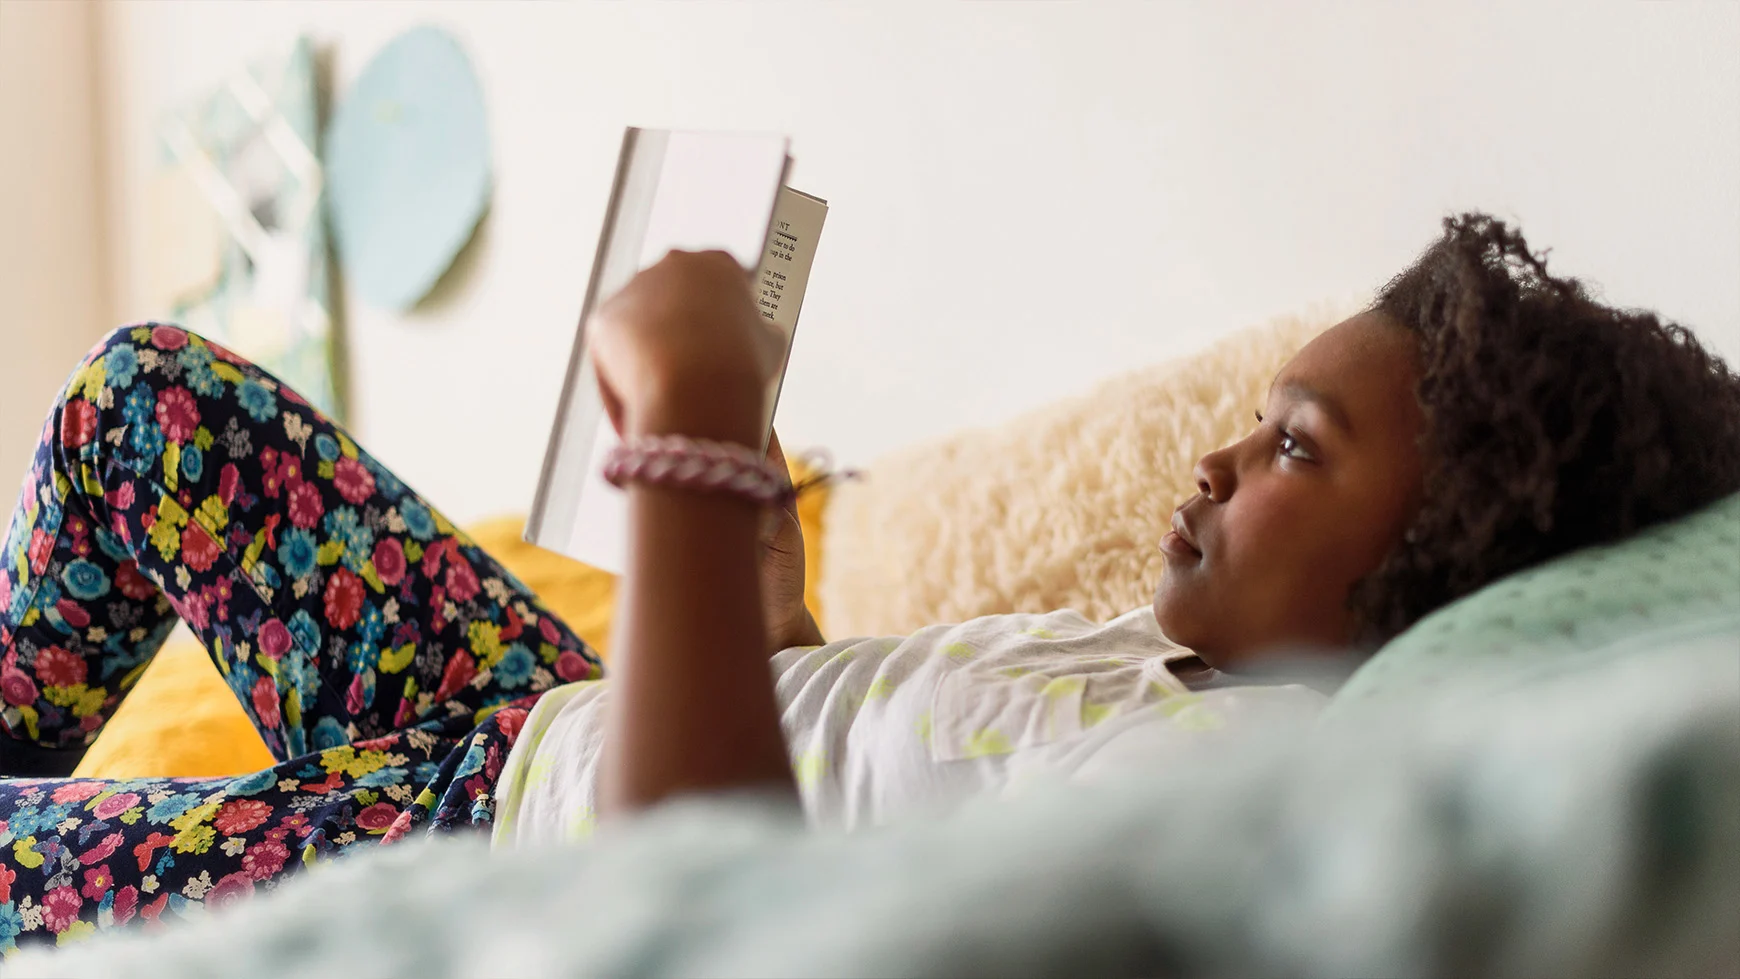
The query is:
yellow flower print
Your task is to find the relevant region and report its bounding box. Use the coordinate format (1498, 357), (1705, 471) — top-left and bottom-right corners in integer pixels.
(943, 642), (976, 662)
(469, 620), (504, 667)
(380, 643), (416, 674)
(963, 728), (1013, 758)
(170, 799), (222, 833)
(173, 823), (217, 855)
(793, 747), (827, 789)
(864, 675), (899, 701)
(12, 836), (45, 869)
(55, 919), (97, 946)
(319, 746), (392, 779)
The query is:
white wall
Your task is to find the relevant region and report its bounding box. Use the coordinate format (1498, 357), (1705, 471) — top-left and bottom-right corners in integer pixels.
(70, 1), (1740, 523)
(0, 0), (111, 499)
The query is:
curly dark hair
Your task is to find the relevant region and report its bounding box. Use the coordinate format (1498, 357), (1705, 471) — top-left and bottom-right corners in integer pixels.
(1348, 212), (1740, 645)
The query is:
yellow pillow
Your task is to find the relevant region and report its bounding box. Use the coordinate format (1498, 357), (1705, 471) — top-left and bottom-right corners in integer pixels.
(72, 467), (830, 780)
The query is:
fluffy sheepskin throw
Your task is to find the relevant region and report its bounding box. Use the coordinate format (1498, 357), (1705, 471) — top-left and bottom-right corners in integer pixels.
(819, 311), (1340, 637)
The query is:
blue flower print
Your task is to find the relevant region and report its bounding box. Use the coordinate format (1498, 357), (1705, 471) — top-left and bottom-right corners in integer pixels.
(60, 559), (110, 601)
(0, 902), (23, 951)
(145, 792), (200, 823)
(128, 418), (164, 466)
(104, 343), (139, 389)
(453, 742), (486, 779)
(94, 526), (131, 562)
(492, 643), (535, 689)
(277, 528), (317, 580)
(363, 455), (405, 500)
(176, 344), (223, 397)
(355, 766), (407, 788)
(314, 433), (340, 462)
(346, 641), (379, 673)
(121, 383), (154, 426)
(324, 507), (374, 572)
(224, 769), (278, 797)
(181, 443), (204, 481)
(357, 602), (386, 645)
(312, 717), (348, 752)
(398, 498), (437, 541)
(287, 610), (321, 656)
(236, 379), (277, 422)
(414, 760), (442, 784)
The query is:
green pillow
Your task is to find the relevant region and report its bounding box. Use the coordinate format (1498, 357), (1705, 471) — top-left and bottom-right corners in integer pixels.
(1327, 491), (1740, 715)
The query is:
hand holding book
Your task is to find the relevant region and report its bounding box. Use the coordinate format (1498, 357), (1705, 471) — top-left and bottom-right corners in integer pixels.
(588, 249), (782, 449)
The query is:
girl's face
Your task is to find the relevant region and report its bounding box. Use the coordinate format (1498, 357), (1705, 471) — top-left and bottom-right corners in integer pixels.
(1153, 312), (1425, 667)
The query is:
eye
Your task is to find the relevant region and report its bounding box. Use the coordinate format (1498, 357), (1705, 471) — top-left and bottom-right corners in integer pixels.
(1278, 431), (1316, 462)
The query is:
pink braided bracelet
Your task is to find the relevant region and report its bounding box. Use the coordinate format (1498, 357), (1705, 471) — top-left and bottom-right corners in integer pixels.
(602, 434), (795, 506)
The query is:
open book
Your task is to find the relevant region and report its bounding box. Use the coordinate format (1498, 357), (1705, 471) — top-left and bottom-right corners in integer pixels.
(525, 128), (828, 573)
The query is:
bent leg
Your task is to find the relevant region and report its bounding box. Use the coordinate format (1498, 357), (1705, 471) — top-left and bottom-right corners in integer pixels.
(2, 325), (603, 766)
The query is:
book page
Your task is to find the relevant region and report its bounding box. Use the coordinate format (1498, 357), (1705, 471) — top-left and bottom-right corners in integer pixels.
(525, 127), (827, 576)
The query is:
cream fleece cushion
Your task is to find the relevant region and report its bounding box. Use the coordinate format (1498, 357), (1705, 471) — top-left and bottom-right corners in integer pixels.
(819, 311), (1340, 637)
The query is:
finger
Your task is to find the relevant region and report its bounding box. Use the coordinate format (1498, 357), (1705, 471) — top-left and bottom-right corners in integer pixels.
(764, 428), (788, 470)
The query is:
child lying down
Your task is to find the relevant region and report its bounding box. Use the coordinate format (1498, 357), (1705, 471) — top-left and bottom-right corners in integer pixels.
(1, 213), (1737, 950)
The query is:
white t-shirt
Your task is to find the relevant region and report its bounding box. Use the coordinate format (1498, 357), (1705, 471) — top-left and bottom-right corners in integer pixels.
(491, 607), (1328, 845)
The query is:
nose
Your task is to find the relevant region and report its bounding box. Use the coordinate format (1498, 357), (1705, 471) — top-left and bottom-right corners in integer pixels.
(1193, 443), (1236, 503)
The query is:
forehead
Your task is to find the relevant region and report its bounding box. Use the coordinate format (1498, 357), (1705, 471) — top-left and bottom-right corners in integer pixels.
(1272, 312), (1423, 430)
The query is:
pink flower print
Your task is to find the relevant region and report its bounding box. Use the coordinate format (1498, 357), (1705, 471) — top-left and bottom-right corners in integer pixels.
(112, 885), (139, 927)
(61, 398), (97, 448)
(251, 676), (282, 729)
(333, 457), (375, 504)
(258, 619), (293, 660)
(205, 337), (246, 365)
(213, 798), (272, 835)
(115, 560), (156, 600)
(0, 573), (10, 614)
(180, 521), (222, 572)
(174, 589), (211, 632)
(0, 863), (13, 903)
(149, 325), (188, 350)
(42, 885), (83, 933)
(435, 651), (476, 703)
(107, 480), (136, 512)
(324, 568), (364, 629)
(55, 598), (91, 630)
(35, 645), (88, 688)
(381, 808), (416, 845)
(495, 706), (528, 745)
(132, 831), (175, 872)
(52, 781), (104, 804)
(444, 553), (480, 603)
(241, 839), (289, 880)
(287, 480), (324, 529)
(421, 538), (448, 579)
(205, 871), (256, 910)
(372, 538), (406, 587)
(92, 793), (141, 821)
(539, 616), (562, 644)
(1, 665), (37, 706)
(80, 833), (126, 873)
(28, 526), (52, 573)
(154, 386), (200, 444)
(80, 864), (114, 901)
(354, 802), (399, 833)
(556, 650), (593, 682)
(219, 462), (242, 505)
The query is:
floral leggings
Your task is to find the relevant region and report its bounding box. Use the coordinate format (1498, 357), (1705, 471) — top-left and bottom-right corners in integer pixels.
(0, 325), (604, 952)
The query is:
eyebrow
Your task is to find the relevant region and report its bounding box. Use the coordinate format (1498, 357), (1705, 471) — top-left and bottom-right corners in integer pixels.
(1277, 380), (1354, 436)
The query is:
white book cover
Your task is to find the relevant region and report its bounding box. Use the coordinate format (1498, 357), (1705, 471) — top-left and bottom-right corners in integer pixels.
(525, 128), (828, 573)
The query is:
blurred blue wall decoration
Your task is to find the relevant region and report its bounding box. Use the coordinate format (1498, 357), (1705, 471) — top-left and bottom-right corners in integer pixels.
(323, 26), (493, 313)
(156, 35), (343, 419)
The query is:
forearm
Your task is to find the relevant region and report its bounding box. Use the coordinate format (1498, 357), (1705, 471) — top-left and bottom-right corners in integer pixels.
(598, 407), (800, 818)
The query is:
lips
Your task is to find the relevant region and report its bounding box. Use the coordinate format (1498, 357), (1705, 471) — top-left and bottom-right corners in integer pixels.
(1161, 509), (1203, 560)
(1170, 512), (1202, 554)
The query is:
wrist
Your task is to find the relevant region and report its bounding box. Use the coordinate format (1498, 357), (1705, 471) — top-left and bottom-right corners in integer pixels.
(626, 378), (764, 448)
